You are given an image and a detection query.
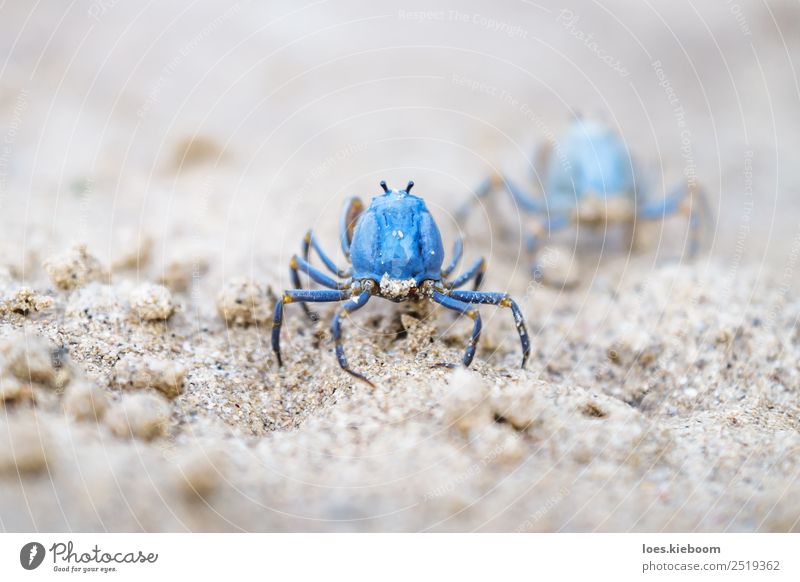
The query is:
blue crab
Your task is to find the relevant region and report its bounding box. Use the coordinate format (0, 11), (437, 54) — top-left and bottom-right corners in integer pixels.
(457, 118), (712, 282)
(272, 181), (531, 385)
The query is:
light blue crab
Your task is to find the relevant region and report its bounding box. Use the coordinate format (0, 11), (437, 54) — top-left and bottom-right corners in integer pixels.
(272, 181), (531, 385)
(457, 118), (711, 282)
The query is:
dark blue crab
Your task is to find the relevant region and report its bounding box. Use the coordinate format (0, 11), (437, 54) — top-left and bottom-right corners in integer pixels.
(457, 118), (712, 281)
(272, 180), (531, 385)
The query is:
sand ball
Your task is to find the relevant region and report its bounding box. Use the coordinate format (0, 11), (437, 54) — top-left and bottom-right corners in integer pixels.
(216, 277), (272, 326)
(129, 283), (175, 321)
(105, 392), (171, 440)
(0, 414), (52, 475)
(43, 244), (104, 290)
(63, 379), (108, 422)
(114, 355), (186, 399)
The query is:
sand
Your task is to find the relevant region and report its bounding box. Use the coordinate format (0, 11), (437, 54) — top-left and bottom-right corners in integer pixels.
(1, 0), (799, 531)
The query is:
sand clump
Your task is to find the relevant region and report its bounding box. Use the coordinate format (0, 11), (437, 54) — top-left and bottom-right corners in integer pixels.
(400, 313), (438, 353)
(217, 277), (273, 325)
(0, 372), (33, 403)
(111, 232), (154, 272)
(1, 287), (54, 315)
(442, 369), (540, 434)
(129, 283), (175, 321)
(63, 379), (109, 422)
(0, 243), (29, 280)
(65, 283), (124, 322)
(114, 354), (186, 398)
(43, 245), (104, 290)
(490, 382), (540, 431)
(0, 332), (69, 389)
(0, 414), (52, 475)
(105, 392), (171, 440)
(173, 447), (226, 500)
(158, 257), (209, 293)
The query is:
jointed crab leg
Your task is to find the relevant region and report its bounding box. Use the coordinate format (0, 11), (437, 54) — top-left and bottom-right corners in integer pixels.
(432, 292), (482, 368)
(637, 181), (712, 258)
(302, 230), (350, 277)
(686, 187), (712, 257)
(449, 290), (530, 369)
(291, 255), (350, 289)
(293, 228), (352, 321)
(272, 289), (350, 366)
(448, 257), (486, 290)
(503, 177), (547, 213)
(454, 175), (496, 223)
(339, 197), (365, 257)
(441, 237), (463, 278)
(523, 214), (571, 264)
(331, 289), (373, 387)
(637, 180), (691, 218)
(289, 253), (350, 320)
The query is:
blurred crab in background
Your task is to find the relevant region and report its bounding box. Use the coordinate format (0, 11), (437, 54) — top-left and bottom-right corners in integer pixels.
(457, 117), (712, 286)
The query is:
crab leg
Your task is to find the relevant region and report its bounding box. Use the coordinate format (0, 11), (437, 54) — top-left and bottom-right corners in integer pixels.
(431, 292), (482, 368)
(272, 289), (350, 366)
(339, 196), (364, 258)
(502, 177), (547, 214)
(637, 181), (711, 258)
(447, 257), (486, 290)
(291, 255), (350, 289)
(289, 254), (350, 320)
(449, 290), (530, 369)
(441, 237), (464, 278)
(331, 290), (374, 386)
(454, 175), (496, 223)
(302, 230), (350, 277)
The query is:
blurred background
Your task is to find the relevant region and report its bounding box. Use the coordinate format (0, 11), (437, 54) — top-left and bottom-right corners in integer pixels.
(1, 0), (798, 289)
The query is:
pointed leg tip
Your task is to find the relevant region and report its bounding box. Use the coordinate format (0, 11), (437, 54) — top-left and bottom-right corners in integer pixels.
(339, 360), (376, 388)
(346, 369), (376, 388)
(431, 362), (458, 370)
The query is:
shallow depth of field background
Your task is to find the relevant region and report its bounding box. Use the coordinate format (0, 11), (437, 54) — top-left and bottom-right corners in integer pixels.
(2, 0), (798, 268)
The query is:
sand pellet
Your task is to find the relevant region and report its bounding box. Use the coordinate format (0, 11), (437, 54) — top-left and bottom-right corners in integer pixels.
(105, 392), (171, 440)
(129, 283), (175, 321)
